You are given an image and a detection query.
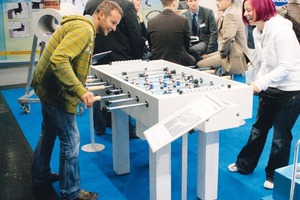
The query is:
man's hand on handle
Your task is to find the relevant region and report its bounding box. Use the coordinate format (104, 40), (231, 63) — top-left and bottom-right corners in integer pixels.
(81, 92), (101, 108)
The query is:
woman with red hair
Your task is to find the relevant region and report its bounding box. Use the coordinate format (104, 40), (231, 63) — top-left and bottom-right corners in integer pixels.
(228, 0), (300, 190)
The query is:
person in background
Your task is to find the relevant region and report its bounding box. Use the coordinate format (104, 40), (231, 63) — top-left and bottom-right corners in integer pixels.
(147, 0), (196, 66)
(244, 24), (260, 84)
(183, 0), (218, 62)
(30, 1), (123, 199)
(84, 0), (143, 138)
(246, 24), (255, 49)
(84, 0), (143, 63)
(228, 0), (300, 190)
(196, 0), (252, 76)
(276, 0), (300, 43)
(131, 0), (149, 60)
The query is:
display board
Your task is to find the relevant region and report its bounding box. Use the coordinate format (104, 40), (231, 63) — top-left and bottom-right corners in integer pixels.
(0, 0), (87, 63)
(144, 94), (226, 152)
(0, 0), (32, 62)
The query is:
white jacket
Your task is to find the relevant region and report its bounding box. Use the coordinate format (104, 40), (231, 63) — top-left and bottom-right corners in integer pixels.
(253, 15), (300, 91)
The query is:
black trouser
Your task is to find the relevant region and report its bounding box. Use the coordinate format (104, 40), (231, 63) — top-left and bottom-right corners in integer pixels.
(236, 90), (300, 181)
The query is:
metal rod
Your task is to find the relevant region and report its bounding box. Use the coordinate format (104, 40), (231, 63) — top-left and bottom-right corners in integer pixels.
(181, 133), (188, 200)
(25, 35), (37, 95)
(106, 88), (122, 95)
(105, 97), (138, 105)
(290, 139), (300, 200)
(85, 82), (109, 86)
(100, 93), (129, 100)
(121, 67), (171, 76)
(89, 106), (96, 148)
(104, 101), (148, 112)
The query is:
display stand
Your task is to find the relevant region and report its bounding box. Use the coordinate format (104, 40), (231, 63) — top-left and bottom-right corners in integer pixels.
(17, 35), (43, 113)
(144, 94), (226, 200)
(81, 106), (105, 152)
(81, 51), (112, 153)
(290, 139), (300, 200)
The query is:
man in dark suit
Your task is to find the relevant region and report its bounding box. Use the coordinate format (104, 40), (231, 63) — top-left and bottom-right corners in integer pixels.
(183, 0), (218, 62)
(147, 0), (196, 66)
(84, 0), (143, 63)
(84, 0), (143, 137)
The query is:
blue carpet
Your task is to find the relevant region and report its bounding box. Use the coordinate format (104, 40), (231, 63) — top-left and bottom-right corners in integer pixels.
(1, 83), (299, 200)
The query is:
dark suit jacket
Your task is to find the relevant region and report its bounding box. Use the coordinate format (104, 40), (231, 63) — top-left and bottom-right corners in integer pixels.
(147, 9), (196, 66)
(84, 0), (144, 64)
(183, 6), (218, 54)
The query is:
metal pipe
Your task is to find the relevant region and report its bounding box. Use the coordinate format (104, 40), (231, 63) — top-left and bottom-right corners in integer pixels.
(290, 139), (300, 200)
(85, 82), (109, 86)
(100, 93), (130, 100)
(106, 88), (122, 95)
(105, 96), (138, 105)
(103, 101), (149, 112)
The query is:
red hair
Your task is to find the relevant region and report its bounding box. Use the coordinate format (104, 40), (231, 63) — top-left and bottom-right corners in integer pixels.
(242, 0), (276, 25)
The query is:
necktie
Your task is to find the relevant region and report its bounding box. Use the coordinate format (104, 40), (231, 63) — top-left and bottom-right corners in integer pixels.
(192, 13), (198, 36)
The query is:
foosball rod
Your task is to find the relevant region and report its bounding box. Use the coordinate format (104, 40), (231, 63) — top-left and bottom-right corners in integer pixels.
(120, 67), (175, 76)
(100, 93), (130, 100)
(105, 96), (139, 105)
(85, 81), (110, 86)
(103, 101), (149, 112)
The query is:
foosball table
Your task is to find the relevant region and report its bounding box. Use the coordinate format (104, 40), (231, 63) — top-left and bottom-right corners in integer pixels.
(90, 60), (253, 200)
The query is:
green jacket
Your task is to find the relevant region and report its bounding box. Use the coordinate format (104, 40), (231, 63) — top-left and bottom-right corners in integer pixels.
(32, 15), (96, 114)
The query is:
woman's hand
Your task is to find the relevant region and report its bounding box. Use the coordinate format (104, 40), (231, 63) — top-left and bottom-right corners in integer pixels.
(250, 82), (261, 94)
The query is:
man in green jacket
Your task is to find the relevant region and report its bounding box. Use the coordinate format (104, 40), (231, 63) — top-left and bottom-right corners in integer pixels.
(31, 1), (123, 199)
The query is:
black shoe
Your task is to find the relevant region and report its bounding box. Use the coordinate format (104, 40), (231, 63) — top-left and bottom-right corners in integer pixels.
(129, 125), (138, 139)
(75, 189), (99, 200)
(129, 133), (139, 139)
(94, 129), (105, 135)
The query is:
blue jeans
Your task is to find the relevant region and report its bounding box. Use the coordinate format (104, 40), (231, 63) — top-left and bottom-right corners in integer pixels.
(31, 101), (80, 200)
(235, 91), (300, 182)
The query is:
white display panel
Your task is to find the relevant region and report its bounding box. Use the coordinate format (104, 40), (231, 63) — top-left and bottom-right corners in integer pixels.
(144, 94), (225, 152)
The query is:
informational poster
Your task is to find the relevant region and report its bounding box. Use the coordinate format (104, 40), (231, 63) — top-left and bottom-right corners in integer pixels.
(0, 0), (33, 61)
(0, 3), (4, 61)
(144, 94), (226, 152)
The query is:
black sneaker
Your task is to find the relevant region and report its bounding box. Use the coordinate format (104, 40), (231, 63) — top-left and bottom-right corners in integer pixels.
(74, 189), (99, 200)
